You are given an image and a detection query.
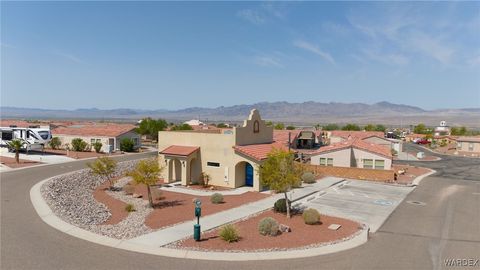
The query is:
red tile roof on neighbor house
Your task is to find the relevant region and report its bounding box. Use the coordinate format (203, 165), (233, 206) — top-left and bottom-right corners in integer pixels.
(457, 136), (480, 143)
(52, 123), (137, 137)
(330, 130), (385, 140)
(311, 138), (392, 158)
(0, 120), (49, 128)
(160, 145), (200, 156)
(234, 141), (291, 162)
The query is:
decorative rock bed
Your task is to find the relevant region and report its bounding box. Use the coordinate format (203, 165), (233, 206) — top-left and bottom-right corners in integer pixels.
(41, 159), (153, 239)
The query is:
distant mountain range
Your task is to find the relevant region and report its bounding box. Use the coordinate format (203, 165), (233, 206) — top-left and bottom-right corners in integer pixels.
(1, 101), (479, 127)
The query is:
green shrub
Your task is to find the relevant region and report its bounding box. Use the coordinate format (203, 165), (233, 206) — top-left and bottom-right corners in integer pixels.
(92, 141), (103, 153)
(219, 224), (239, 243)
(301, 172), (316, 184)
(210, 193), (224, 204)
(125, 204), (135, 212)
(274, 198), (291, 213)
(258, 217), (279, 236)
(49, 137), (61, 150)
(123, 184), (135, 195)
(120, 138), (135, 152)
(302, 208), (321, 225)
(71, 138), (88, 152)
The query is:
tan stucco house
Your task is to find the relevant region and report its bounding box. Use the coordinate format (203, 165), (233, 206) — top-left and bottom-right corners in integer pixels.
(456, 137), (480, 156)
(310, 137), (393, 170)
(158, 109), (290, 191)
(52, 123), (140, 153)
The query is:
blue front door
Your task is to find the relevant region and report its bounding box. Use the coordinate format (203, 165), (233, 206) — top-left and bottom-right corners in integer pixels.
(245, 163), (254, 187)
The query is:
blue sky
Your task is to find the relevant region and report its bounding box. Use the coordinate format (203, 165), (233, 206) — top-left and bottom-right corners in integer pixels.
(1, 1), (479, 110)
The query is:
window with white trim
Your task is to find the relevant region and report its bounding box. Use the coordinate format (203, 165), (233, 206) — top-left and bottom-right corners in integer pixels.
(207, 162), (220, 167)
(469, 143), (474, 151)
(374, 160), (385, 170)
(363, 159), (373, 169)
(327, 158), (333, 166)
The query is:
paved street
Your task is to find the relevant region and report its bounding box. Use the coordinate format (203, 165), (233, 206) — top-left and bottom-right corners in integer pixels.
(1, 144), (479, 270)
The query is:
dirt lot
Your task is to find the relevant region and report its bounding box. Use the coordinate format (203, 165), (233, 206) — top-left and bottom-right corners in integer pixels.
(0, 156), (42, 168)
(43, 149), (123, 159)
(178, 210), (361, 251)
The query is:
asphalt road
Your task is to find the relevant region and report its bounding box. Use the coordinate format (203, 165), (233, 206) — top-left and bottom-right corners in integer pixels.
(1, 146), (479, 270)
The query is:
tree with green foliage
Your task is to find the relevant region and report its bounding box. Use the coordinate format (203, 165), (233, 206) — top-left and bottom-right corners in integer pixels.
(120, 138), (135, 152)
(171, 123), (193, 131)
(451, 126), (467, 136)
(375, 124), (386, 132)
(286, 125), (295, 130)
(265, 121), (273, 127)
(136, 118), (168, 141)
(128, 159), (164, 207)
(342, 123), (361, 131)
(87, 157), (117, 189)
(259, 149), (303, 218)
(7, 139), (24, 164)
(71, 138), (88, 152)
(274, 123), (285, 130)
(364, 124), (376, 131)
(322, 123), (339, 131)
(216, 123), (228, 128)
(49, 137), (61, 150)
(414, 123), (429, 134)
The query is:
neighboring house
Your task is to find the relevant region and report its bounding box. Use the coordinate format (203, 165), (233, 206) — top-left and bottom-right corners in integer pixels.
(310, 137), (392, 170)
(434, 121), (450, 136)
(328, 130), (385, 144)
(52, 123), (140, 152)
(184, 119), (205, 126)
(456, 137), (480, 155)
(158, 109), (291, 191)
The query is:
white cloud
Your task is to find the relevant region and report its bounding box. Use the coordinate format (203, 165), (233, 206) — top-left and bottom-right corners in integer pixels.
(405, 32), (454, 64)
(53, 52), (84, 64)
(362, 49), (410, 66)
(253, 56), (284, 68)
(237, 9), (266, 25)
(293, 40), (336, 65)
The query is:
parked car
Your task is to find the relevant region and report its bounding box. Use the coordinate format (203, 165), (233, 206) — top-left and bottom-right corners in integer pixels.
(416, 139), (430, 145)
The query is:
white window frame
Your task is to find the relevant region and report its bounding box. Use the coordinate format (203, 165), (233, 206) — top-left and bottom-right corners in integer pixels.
(363, 159), (374, 169)
(374, 160), (385, 170)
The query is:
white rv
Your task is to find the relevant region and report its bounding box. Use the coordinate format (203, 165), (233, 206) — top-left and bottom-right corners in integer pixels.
(0, 125), (52, 151)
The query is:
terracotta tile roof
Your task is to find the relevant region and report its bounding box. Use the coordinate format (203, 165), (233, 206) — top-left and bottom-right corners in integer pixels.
(273, 130), (302, 144)
(234, 141), (291, 161)
(160, 145), (200, 156)
(312, 138), (391, 158)
(0, 120), (49, 128)
(330, 130), (385, 140)
(52, 123), (137, 137)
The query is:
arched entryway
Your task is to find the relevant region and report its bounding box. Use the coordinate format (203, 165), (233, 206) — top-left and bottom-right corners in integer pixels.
(235, 161), (254, 187)
(168, 159), (182, 182)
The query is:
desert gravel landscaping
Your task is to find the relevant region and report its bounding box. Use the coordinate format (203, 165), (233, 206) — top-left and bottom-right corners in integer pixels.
(177, 210), (362, 252)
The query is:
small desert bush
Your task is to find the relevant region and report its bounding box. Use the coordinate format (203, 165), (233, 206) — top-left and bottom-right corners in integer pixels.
(301, 172), (316, 184)
(123, 184), (135, 195)
(71, 138), (88, 152)
(274, 198), (291, 213)
(210, 193), (224, 204)
(151, 188), (163, 201)
(219, 224), (239, 243)
(258, 217), (279, 236)
(125, 204), (135, 212)
(93, 141), (103, 153)
(302, 208), (321, 225)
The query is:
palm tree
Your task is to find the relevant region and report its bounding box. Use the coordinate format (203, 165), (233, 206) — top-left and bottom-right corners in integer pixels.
(7, 139), (25, 164)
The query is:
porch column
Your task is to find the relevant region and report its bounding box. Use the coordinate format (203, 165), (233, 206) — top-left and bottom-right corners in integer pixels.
(181, 159), (188, 186)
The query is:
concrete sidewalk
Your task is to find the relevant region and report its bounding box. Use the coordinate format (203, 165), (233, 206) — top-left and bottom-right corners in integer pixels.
(160, 185), (258, 196)
(129, 177), (345, 247)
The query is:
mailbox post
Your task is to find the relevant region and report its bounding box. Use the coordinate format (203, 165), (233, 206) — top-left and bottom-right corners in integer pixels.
(193, 199), (202, 241)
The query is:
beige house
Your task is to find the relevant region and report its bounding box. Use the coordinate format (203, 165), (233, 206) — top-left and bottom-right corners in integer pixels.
(158, 109), (289, 191)
(456, 137), (480, 156)
(310, 137), (392, 170)
(52, 123), (140, 152)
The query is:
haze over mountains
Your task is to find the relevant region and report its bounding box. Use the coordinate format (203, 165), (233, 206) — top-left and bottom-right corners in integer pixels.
(2, 101), (479, 127)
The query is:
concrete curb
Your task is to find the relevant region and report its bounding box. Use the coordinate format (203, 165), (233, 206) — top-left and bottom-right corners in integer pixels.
(1, 151), (155, 173)
(410, 169), (437, 186)
(30, 177), (368, 261)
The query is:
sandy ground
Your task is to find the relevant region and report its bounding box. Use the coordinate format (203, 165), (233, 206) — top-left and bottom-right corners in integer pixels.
(392, 164), (432, 185)
(44, 149), (123, 159)
(178, 210), (361, 251)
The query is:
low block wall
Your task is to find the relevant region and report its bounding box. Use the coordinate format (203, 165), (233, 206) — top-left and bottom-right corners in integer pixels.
(302, 164), (395, 182)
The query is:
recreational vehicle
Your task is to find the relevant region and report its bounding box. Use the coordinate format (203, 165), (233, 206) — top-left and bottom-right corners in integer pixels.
(0, 125), (52, 151)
